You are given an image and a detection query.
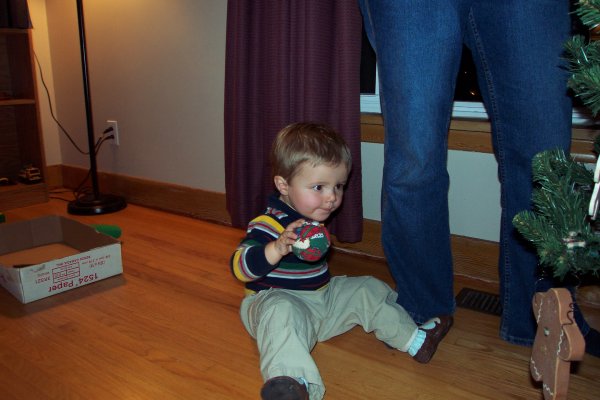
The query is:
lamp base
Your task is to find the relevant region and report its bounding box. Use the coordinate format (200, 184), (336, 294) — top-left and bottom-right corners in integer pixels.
(68, 193), (127, 215)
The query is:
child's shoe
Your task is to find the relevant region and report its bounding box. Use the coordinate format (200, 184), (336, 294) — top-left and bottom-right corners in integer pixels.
(260, 376), (309, 400)
(412, 315), (454, 363)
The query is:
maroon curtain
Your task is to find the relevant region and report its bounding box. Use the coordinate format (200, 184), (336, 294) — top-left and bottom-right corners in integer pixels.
(224, 0), (363, 242)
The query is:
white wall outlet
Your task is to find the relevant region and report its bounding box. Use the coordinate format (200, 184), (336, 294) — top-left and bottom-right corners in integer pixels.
(107, 120), (119, 146)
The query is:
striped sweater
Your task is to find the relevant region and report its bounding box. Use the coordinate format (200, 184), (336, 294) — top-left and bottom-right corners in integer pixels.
(231, 194), (331, 293)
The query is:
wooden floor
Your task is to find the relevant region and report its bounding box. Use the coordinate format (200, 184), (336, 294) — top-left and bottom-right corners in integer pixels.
(1, 198), (599, 399)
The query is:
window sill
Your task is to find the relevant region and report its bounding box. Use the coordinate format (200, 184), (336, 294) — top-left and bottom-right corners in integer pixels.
(360, 113), (599, 162)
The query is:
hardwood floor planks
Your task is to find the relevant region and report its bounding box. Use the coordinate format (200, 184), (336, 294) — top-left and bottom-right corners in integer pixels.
(0, 199), (598, 399)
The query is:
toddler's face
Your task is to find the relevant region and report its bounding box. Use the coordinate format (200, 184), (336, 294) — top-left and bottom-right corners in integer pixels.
(281, 162), (348, 222)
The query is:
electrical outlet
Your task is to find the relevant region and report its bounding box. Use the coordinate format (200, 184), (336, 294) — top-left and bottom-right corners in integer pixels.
(106, 120), (119, 146)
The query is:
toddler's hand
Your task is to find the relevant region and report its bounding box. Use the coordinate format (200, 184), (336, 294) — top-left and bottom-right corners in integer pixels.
(273, 219), (305, 256)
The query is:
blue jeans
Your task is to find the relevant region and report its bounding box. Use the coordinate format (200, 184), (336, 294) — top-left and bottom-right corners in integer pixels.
(359, 0), (587, 346)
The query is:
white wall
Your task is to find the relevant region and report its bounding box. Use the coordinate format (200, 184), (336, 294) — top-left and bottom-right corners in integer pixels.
(36, 0), (227, 192)
(361, 143), (502, 242)
(447, 150), (501, 241)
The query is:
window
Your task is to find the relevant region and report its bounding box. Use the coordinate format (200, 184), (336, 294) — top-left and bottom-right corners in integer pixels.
(360, 30), (594, 125)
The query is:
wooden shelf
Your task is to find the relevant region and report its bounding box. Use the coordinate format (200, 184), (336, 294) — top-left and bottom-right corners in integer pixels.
(0, 98), (36, 106)
(0, 28), (29, 35)
(0, 28), (47, 210)
(0, 182), (48, 210)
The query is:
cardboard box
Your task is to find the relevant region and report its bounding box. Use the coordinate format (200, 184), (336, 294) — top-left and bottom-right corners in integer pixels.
(0, 215), (122, 303)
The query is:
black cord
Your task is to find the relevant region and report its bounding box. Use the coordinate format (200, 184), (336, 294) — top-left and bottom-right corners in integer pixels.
(32, 49), (117, 200)
(48, 195), (72, 202)
(47, 135), (114, 202)
(33, 50), (91, 155)
(72, 134), (114, 200)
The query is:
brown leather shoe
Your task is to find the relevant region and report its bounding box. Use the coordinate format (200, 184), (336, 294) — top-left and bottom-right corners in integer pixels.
(260, 376), (309, 400)
(413, 315), (454, 364)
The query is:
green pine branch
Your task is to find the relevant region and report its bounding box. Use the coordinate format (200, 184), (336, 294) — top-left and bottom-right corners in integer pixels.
(513, 149), (600, 280)
(565, 37), (600, 115)
(566, 2), (600, 114)
(574, 0), (600, 29)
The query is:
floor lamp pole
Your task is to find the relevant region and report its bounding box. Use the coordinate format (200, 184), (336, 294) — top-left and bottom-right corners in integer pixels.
(68, 0), (126, 215)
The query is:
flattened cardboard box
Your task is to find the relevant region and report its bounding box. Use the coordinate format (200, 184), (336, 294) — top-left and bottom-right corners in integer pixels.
(0, 215), (122, 303)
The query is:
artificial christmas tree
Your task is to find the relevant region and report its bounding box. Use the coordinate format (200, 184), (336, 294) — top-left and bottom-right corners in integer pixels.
(512, 146), (600, 280)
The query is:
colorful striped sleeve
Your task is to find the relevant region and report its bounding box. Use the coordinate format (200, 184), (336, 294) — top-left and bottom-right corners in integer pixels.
(230, 215), (284, 282)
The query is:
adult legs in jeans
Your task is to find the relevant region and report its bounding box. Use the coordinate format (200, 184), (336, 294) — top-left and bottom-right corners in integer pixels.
(358, 0), (594, 346)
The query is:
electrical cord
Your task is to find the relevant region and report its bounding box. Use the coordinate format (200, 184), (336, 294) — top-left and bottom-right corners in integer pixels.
(71, 134), (114, 200)
(33, 50), (90, 155)
(48, 133), (113, 201)
(48, 133), (115, 202)
(33, 49), (116, 201)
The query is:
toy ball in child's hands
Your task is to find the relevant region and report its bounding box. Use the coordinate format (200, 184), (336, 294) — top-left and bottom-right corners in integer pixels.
(292, 222), (331, 262)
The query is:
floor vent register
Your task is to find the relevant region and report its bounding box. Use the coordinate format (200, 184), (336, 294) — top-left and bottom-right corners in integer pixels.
(456, 288), (502, 316)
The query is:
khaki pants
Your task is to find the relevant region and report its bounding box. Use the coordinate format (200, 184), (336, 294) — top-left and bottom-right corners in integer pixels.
(240, 275), (418, 400)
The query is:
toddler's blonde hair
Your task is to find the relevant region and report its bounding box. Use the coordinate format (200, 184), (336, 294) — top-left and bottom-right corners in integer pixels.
(271, 122), (352, 182)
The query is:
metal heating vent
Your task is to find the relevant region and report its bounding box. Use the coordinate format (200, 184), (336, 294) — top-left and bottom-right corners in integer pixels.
(456, 288), (502, 316)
